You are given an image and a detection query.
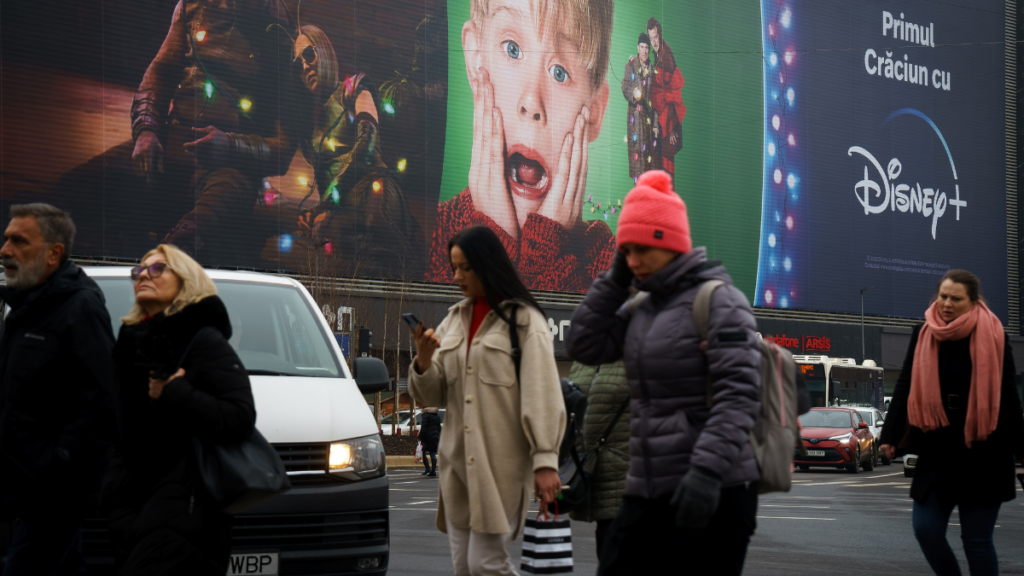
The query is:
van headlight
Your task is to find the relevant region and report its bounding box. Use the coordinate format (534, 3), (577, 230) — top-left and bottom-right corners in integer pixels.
(328, 435), (386, 481)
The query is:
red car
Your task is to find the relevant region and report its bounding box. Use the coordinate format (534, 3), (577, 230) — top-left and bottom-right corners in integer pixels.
(795, 408), (878, 473)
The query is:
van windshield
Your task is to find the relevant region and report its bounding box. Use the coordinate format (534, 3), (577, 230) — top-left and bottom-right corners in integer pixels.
(94, 278), (342, 378)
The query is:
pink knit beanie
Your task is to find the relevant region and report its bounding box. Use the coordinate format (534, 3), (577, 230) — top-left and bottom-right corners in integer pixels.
(616, 170), (691, 253)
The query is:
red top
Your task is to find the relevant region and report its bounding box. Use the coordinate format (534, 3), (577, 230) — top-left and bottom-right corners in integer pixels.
(425, 189), (617, 292)
(467, 297), (492, 352)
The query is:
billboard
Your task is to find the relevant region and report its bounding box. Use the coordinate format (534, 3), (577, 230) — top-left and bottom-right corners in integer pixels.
(0, 0), (1010, 320)
(753, 0), (1009, 321)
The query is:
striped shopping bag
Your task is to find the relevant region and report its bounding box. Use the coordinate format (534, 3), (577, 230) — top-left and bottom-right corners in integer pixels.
(521, 507), (573, 574)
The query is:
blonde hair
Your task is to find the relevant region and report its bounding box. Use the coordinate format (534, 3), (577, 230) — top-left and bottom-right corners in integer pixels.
(122, 244), (218, 325)
(470, 0), (614, 89)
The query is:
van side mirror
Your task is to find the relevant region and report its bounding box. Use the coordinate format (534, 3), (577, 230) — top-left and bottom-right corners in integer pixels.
(353, 357), (390, 394)
(858, 422), (869, 429)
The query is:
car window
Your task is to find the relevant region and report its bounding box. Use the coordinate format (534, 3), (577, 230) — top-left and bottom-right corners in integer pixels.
(853, 411), (864, 425)
(94, 277), (342, 377)
(798, 410), (854, 428)
(857, 410), (873, 425)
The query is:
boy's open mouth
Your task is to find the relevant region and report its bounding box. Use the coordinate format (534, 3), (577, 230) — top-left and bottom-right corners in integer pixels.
(506, 146), (550, 199)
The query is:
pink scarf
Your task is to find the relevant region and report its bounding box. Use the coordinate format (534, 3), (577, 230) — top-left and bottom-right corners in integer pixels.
(908, 300), (1004, 448)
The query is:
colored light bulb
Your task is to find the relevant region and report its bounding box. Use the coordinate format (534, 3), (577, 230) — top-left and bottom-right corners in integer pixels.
(397, 159), (407, 172)
(326, 138), (336, 151)
(279, 234), (293, 252)
(383, 102), (395, 114)
(204, 81), (213, 99)
(372, 180), (382, 193)
(239, 98), (252, 111)
(196, 30), (207, 42)
(298, 176), (309, 187)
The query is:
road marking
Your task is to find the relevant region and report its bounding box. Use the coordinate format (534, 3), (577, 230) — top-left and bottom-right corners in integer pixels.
(389, 507), (439, 511)
(845, 482), (909, 487)
(800, 481), (861, 486)
(866, 471), (907, 478)
(761, 505), (831, 509)
(395, 481), (419, 484)
(407, 501), (436, 505)
(757, 516), (835, 521)
(389, 488), (433, 491)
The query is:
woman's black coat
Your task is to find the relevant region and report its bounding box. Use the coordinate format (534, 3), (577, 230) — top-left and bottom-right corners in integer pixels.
(420, 412), (441, 453)
(105, 295), (255, 575)
(880, 324), (1024, 505)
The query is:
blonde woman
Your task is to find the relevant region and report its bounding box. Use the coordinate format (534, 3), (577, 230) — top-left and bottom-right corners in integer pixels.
(105, 244), (255, 575)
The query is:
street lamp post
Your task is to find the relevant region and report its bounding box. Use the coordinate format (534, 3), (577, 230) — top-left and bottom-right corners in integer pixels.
(860, 286), (873, 363)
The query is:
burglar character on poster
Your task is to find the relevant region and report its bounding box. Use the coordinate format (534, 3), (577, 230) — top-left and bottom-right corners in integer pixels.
(48, 0), (299, 265)
(622, 33), (661, 181)
(647, 17), (686, 177)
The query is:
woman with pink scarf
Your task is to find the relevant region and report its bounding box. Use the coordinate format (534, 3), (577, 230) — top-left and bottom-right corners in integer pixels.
(880, 270), (1024, 576)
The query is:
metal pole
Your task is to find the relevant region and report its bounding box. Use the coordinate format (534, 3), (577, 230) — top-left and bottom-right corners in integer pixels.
(861, 291), (865, 363)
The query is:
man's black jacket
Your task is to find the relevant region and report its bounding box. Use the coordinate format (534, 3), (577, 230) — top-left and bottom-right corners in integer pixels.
(0, 261), (117, 515)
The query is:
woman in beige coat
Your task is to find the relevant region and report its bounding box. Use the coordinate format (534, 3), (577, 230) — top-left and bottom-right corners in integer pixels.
(409, 226), (566, 576)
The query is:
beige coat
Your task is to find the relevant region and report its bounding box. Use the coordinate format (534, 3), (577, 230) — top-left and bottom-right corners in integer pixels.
(409, 299), (565, 537)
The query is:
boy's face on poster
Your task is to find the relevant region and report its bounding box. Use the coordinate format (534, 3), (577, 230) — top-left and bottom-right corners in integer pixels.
(295, 35), (321, 96)
(464, 0), (607, 210)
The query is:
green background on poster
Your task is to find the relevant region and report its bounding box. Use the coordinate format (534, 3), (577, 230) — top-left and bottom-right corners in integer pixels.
(440, 0), (764, 297)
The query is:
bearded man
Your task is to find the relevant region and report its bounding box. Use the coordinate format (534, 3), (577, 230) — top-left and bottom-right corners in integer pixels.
(646, 18), (686, 177)
(0, 204), (117, 575)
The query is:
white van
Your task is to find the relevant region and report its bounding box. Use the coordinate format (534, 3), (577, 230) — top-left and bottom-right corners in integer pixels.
(77, 267), (392, 575)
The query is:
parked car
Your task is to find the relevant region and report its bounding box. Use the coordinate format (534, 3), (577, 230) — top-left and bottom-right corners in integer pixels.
(856, 408), (891, 465)
(381, 409), (446, 435)
(904, 453), (918, 477)
(0, 267), (393, 575)
(796, 408), (877, 473)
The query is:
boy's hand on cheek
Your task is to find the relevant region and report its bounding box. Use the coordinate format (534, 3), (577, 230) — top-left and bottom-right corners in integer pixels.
(469, 68), (518, 240)
(540, 106), (590, 231)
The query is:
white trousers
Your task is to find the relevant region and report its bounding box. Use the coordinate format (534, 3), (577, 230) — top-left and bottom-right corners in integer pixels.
(446, 511), (521, 576)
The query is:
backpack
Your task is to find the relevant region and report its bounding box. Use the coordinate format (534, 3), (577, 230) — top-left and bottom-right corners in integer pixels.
(691, 280), (803, 495)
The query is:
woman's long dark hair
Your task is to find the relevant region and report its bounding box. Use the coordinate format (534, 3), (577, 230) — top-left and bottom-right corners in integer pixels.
(448, 226), (544, 325)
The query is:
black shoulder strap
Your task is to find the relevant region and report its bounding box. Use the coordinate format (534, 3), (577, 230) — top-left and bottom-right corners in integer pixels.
(508, 305), (522, 383)
(597, 396), (630, 448)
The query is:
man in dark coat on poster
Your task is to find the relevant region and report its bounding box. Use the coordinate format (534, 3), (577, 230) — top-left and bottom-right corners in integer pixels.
(621, 34), (661, 181)
(0, 203), (118, 574)
(419, 408), (441, 477)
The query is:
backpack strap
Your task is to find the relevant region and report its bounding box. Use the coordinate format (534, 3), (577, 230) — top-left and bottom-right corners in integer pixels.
(691, 280), (726, 408)
(596, 396), (630, 449)
(508, 304), (522, 383)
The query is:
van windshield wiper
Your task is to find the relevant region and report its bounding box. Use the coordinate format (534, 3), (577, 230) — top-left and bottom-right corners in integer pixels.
(246, 369), (305, 377)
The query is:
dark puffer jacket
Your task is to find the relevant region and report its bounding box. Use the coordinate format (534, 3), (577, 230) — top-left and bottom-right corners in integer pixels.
(567, 361), (630, 522)
(106, 295), (255, 575)
(567, 248), (761, 499)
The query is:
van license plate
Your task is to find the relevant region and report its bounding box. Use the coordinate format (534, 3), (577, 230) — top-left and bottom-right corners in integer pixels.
(806, 450), (825, 456)
(227, 553), (279, 575)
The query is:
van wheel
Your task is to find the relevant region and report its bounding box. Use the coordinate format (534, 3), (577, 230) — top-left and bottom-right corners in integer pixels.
(863, 447), (875, 471)
(847, 448), (860, 473)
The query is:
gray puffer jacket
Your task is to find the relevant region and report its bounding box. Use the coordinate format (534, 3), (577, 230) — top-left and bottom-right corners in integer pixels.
(567, 361), (630, 522)
(567, 248), (761, 499)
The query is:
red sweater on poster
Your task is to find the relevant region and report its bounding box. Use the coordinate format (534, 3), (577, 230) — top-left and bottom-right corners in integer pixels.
(425, 189), (617, 293)
(651, 41), (686, 175)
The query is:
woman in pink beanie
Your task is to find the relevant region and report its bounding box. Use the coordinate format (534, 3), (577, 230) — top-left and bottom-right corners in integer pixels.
(567, 170), (762, 575)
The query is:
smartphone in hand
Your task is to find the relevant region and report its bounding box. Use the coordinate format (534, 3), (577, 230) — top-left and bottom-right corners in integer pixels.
(401, 313), (422, 332)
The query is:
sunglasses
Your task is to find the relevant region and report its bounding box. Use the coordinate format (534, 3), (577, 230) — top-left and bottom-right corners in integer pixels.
(130, 262), (171, 281)
(294, 45), (317, 67)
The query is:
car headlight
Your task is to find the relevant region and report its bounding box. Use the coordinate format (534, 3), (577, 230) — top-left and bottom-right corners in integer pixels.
(828, 433), (852, 444)
(329, 434), (386, 481)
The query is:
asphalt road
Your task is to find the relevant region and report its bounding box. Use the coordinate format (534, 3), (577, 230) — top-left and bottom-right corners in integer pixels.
(386, 460), (1024, 575)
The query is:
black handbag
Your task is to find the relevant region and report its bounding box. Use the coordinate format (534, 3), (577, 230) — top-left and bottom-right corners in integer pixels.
(550, 396), (629, 514)
(171, 327), (291, 515)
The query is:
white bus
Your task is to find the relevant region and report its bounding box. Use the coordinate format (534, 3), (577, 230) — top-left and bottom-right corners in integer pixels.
(793, 355), (885, 410)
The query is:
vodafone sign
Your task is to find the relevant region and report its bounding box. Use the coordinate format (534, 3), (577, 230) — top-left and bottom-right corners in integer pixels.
(763, 334), (832, 353)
